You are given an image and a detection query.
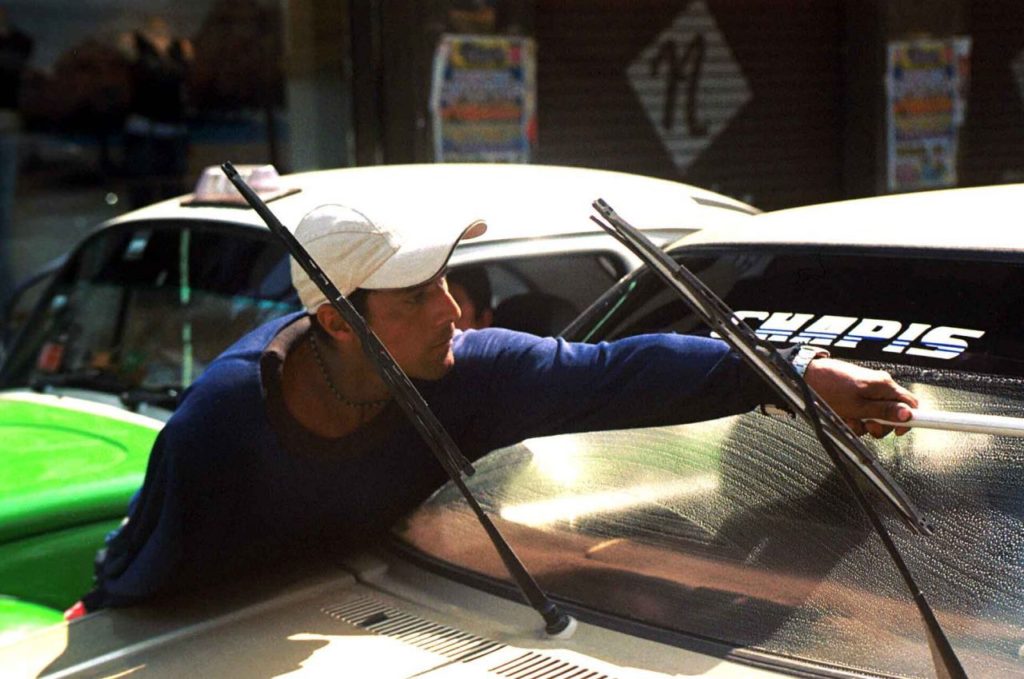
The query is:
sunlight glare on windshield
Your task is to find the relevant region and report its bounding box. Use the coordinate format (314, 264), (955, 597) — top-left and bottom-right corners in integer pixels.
(903, 383), (993, 471)
(499, 474), (719, 528)
(522, 435), (587, 485)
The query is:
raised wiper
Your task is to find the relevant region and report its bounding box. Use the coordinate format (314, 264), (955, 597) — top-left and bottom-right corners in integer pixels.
(593, 201), (927, 532)
(591, 199), (966, 678)
(222, 162), (577, 639)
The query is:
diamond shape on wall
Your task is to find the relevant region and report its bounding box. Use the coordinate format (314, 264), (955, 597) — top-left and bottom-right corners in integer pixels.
(626, 0), (752, 174)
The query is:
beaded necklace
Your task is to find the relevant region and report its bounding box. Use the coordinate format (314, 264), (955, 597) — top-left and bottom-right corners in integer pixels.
(308, 331), (391, 411)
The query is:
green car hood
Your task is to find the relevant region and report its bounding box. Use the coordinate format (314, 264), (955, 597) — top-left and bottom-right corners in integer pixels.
(0, 392), (162, 544)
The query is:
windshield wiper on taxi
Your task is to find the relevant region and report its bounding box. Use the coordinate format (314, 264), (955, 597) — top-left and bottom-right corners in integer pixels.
(30, 371), (181, 410)
(31, 369), (134, 397)
(591, 199), (966, 678)
(222, 162), (577, 639)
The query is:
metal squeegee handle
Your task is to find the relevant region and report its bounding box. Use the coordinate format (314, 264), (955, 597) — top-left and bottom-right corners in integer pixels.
(871, 408), (1024, 437)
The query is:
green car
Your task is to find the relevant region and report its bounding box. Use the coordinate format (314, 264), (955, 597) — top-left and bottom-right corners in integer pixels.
(0, 163), (754, 645)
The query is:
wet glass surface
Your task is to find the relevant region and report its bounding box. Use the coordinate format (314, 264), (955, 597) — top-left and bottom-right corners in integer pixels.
(397, 246), (1024, 677)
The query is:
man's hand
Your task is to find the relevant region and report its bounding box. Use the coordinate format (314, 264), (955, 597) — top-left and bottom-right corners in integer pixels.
(804, 358), (918, 438)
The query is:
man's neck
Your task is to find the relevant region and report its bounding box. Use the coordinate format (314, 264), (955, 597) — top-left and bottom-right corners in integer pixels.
(281, 329), (388, 439)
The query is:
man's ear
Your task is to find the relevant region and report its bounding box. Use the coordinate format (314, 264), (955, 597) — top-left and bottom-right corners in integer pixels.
(314, 305), (354, 341)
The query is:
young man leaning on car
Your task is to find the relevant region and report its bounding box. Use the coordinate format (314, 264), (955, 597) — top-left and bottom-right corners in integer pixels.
(67, 202), (916, 617)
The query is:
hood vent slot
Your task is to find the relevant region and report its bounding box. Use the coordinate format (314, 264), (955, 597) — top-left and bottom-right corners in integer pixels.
(323, 596), (504, 663)
(490, 652), (610, 679)
(323, 596), (617, 679)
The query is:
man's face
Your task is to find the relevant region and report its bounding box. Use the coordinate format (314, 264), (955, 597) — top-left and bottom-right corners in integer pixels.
(364, 272), (461, 380)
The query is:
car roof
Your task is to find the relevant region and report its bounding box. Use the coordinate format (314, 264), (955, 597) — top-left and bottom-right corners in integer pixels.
(104, 163), (758, 243)
(669, 183), (1024, 253)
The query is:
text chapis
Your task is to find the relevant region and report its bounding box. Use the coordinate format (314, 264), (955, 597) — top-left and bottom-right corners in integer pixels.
(720, 311), (984, 360)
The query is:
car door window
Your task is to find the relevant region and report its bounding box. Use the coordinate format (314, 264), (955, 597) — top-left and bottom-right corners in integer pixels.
(0, 221), (299, 395)
(395, 247), (1024, 678)
(451, 252), (627, 336)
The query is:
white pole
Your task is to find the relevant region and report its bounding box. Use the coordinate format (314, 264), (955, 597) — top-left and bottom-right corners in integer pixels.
(869, 409), (1024, 437)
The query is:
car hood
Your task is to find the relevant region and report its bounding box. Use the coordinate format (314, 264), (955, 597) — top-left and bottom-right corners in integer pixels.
(0, 391), (161, 543)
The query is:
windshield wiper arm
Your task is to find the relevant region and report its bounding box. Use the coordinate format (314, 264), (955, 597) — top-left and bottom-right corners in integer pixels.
(592, 199), (925, 530)
(591, 199), (966, 678)
(31, 369), (129, 394)
(119, 385), (181, 411)
(30, 371), (181, 411)
(222, 162), (576, 638)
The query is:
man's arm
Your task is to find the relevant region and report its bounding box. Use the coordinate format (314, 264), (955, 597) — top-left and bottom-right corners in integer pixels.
(450, 329), (916, 453)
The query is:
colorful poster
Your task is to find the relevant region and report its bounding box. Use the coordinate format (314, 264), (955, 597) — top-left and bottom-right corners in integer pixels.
(430, 34), (536, 163)
(886, 37), (971, 192)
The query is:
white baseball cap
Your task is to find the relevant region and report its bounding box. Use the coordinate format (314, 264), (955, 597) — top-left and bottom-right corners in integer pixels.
(291, 203), (487, 312)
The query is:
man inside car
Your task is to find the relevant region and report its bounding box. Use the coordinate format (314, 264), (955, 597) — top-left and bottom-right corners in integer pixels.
(69, 203), (917, 616)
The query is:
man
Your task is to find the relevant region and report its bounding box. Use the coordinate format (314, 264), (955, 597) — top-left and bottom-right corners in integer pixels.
(447, 265), (493, 330)
(72, 203), (915, 615)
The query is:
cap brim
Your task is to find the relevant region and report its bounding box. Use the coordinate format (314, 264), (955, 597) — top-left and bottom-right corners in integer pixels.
(360, 219), (487, 291)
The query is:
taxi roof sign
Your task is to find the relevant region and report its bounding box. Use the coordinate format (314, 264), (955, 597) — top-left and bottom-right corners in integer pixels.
(182, 164), (298, 207)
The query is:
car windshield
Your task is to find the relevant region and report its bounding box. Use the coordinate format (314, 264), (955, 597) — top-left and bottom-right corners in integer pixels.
(0, 220), (300, 400)
(394, 245), (1024, 678)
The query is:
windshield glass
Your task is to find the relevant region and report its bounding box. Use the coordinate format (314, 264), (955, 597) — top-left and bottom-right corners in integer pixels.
(0, 220), (299, 400)
(395, 246), (1024, 677)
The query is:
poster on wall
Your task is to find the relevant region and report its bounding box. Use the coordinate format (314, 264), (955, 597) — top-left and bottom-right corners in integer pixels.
(886, 37), (971, 192)
(430, 34), (537, 163)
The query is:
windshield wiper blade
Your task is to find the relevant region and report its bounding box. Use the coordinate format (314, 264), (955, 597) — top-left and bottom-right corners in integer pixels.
(30, 371), (181, 410)
(222, 162), (576, 638)
(592, 199), (926, 532)
(119, 385), (181, 411)
(31, 369), (129, 394)
(591, 199), (966, 678)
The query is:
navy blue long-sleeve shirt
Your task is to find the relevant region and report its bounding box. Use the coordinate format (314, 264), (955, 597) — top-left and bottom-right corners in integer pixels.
(84, 311), (774, 609)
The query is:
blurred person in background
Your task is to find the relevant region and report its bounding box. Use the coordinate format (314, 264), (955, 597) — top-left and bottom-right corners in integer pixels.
(0, 6), (32, 309)
(448, 265), (493, 330)
(119, 15), (193, 208)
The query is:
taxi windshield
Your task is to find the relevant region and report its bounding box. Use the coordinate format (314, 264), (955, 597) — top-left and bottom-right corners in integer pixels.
(394, 245), (1024, 678)
(0, 220), (300, 401)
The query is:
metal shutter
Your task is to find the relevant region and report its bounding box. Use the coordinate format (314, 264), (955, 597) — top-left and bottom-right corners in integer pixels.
(961, 1), (1024, 186)
(534, 0), (844, 209)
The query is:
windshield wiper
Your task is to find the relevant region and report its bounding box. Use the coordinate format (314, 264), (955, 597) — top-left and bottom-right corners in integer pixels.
(119, 385), (181, 411)
(31, 369), (129, 395)
(591, 199), (966, 678)
(222, 162), (577, 639)
(30, 371), (180, 411)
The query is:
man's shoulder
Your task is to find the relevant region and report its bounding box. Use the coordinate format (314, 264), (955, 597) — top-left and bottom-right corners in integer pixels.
(174, 312), (303, 411)
(220, 311), (305, 357)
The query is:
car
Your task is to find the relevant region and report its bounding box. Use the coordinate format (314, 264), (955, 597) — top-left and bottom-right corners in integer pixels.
(0, 162), (756, 648)
(4, 183), (1022, 678)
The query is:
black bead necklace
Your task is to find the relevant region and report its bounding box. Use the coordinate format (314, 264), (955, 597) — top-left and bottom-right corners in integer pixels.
(308, 331), (390, 411)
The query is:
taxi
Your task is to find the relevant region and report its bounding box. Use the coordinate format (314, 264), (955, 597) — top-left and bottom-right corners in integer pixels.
(0, 163), (755, 648)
